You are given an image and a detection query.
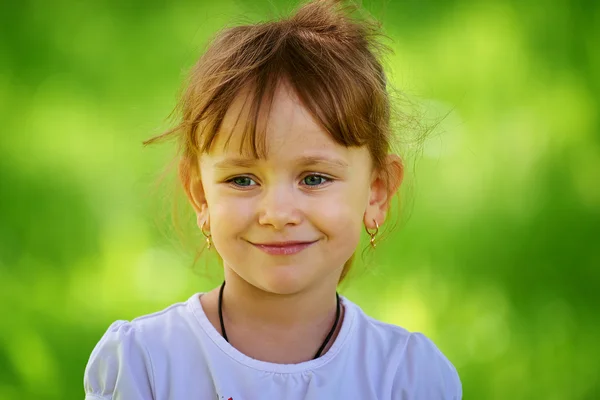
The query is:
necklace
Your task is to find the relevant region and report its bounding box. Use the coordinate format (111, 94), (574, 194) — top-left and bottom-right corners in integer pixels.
(218, 281), (341, 360)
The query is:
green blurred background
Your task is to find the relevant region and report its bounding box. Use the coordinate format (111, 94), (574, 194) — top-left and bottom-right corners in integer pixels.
(1, 0), (598, 399)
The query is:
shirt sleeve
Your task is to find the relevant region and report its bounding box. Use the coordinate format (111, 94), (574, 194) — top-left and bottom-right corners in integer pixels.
(84, 320), (155, 400)
(393, 332), (462, 400)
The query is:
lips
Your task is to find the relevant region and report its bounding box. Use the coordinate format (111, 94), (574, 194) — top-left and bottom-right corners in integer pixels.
(250, 240), (318, 255)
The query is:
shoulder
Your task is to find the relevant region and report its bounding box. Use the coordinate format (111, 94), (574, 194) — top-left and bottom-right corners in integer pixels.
(344, 297), (413, 353)
(345, 299), (462, 399)
(396, 332), (462, 399)
(129, 297), (194, 338)
(84, 297), (198, 399)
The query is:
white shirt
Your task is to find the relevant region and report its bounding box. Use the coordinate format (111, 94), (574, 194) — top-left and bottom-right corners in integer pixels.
(84, 293), (461, 399)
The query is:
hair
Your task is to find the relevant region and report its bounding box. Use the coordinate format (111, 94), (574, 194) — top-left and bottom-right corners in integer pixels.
(145, 0), (402, 283)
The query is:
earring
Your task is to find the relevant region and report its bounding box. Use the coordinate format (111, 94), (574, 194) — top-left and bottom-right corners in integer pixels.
(365, 219), (379, 248)
(201, 220), (212, 250)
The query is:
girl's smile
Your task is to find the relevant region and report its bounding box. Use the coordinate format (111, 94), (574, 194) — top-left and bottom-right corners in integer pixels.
(247, 239), (320, 256)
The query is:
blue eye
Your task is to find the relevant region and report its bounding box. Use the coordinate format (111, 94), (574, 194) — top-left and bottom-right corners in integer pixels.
(229, 176), (256, 187)
(303, 175), (329, 186)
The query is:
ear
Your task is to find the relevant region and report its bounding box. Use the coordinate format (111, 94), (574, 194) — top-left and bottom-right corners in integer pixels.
(180, 156), (209, 230)
(364, 154), (404, 228)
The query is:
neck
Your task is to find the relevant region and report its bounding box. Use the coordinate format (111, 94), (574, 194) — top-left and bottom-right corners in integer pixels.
(222, 268), (340, 330)
(204, 266), (344, 363)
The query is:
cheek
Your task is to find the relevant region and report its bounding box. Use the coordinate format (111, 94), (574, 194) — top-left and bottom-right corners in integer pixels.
(208, 195), (255, 240)
(309, 199), (363, 269)
(309, 185), (368, 242)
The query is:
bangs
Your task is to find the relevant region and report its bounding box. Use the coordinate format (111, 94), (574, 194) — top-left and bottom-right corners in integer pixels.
(192, 31), (387, 161)
(201, 65), (283, 159)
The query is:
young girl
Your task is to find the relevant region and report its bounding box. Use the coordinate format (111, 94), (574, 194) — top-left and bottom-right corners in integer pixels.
(84, 0), (461, 398)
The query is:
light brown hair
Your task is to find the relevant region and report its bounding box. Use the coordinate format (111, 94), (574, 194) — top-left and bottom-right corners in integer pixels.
(146, 0), (402, 282)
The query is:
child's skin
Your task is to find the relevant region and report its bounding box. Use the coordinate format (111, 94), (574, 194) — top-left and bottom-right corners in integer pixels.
(184, 78), (403, 364)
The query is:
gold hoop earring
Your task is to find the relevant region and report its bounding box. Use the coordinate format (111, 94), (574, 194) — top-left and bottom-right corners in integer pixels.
(201, 220), (212, 250)
(365, 219), (379, 248)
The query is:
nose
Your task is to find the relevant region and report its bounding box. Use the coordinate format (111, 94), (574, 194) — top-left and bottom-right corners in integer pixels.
(257, 183), (302, 230)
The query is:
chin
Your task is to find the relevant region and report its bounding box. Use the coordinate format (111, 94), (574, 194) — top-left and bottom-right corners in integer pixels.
(260, 273), (313, 295)
(247, 264), (319, 295)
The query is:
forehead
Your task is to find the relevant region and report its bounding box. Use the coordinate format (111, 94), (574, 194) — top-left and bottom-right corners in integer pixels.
(209, 80), (345, 159)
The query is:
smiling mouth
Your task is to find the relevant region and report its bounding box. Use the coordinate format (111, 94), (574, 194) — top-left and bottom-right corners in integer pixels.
(250, 240), (319, 256)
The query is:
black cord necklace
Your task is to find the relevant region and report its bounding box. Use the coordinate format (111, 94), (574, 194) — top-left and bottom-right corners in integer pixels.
(218, 281), (341, 360)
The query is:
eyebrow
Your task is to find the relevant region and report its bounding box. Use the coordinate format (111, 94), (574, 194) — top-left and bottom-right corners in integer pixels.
(212, 155), (349, 170)
(213, 158), (257, 170)
(297, 155), (349, 169)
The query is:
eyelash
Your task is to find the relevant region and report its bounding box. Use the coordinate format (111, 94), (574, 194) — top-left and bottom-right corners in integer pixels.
(225, 174), (333, 189)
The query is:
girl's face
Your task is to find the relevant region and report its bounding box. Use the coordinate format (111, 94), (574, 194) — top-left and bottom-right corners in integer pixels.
(193, 82), (391, 295)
